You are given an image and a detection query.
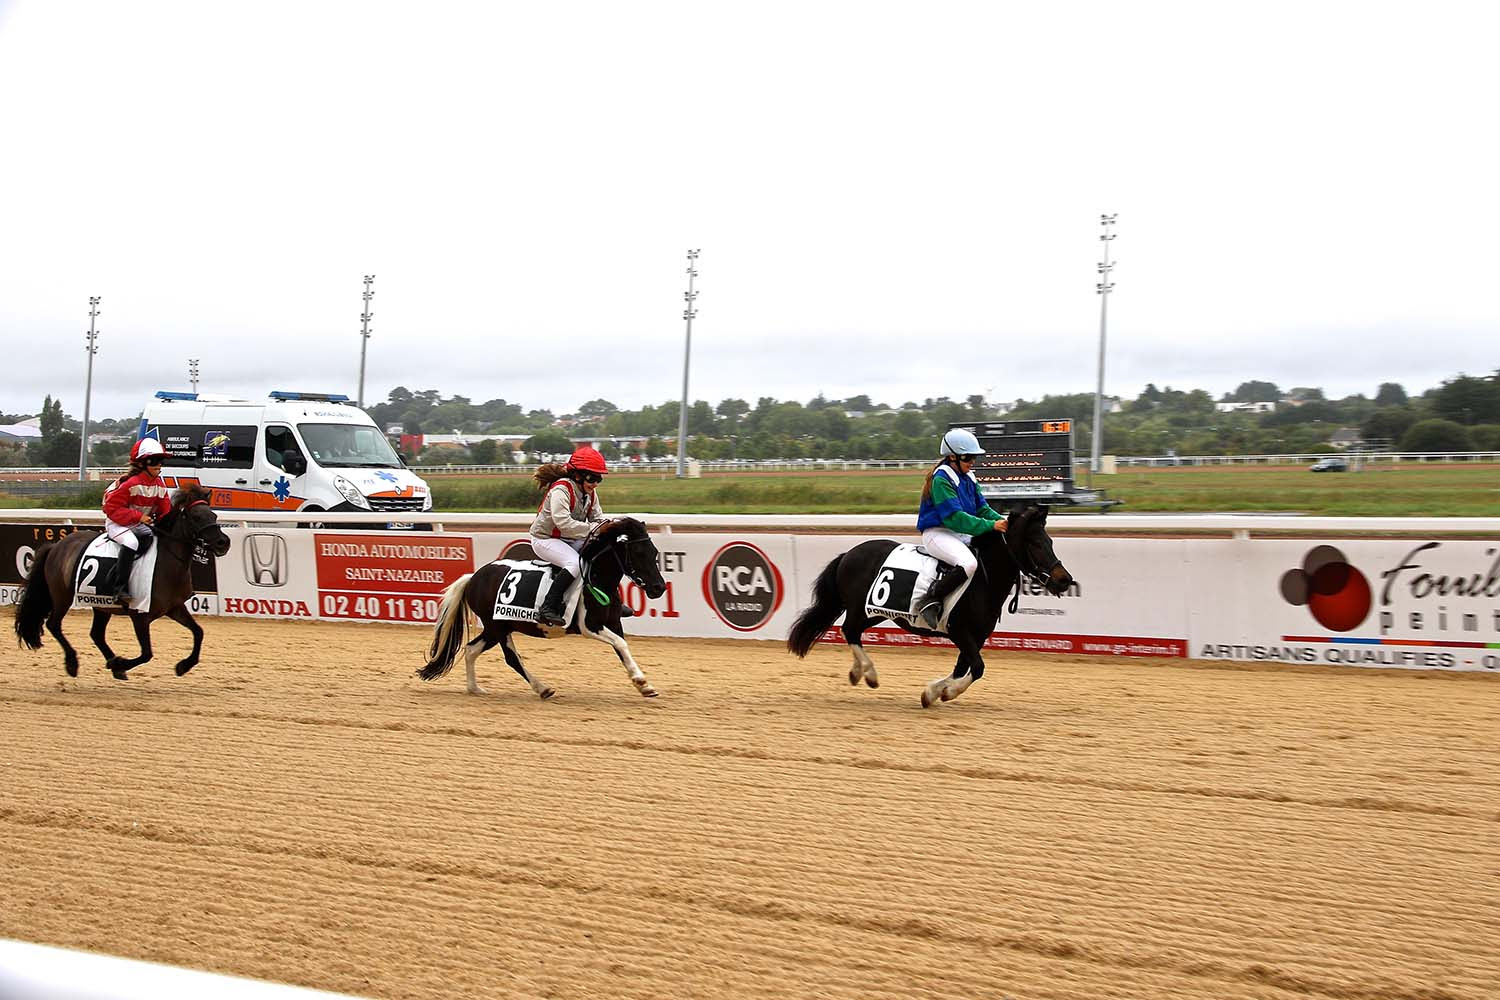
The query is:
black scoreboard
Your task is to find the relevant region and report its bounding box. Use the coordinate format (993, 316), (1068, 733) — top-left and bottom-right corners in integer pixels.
(950, 419), (1075, 498)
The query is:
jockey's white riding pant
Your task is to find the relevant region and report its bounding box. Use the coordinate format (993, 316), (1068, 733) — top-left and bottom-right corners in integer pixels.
(531, 536), (583, 576)
(105, 519), (153, 552)
(920, 528), (977, 577)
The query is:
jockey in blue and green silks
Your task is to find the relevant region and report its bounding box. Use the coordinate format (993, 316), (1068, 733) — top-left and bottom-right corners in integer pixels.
(913, 428), (1007, 628)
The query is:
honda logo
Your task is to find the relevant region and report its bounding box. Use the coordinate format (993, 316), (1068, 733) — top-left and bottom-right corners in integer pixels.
(244, 533), (289, 588)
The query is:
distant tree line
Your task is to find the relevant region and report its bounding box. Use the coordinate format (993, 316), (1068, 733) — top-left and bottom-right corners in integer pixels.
(5, 371), (1497, 467)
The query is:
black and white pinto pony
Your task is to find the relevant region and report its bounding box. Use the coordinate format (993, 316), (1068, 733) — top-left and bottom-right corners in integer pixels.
(787, 501), (1075, 707)
(419, 517), (667, 699)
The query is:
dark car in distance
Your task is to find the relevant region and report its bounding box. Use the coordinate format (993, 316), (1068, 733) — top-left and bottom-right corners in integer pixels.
(1309, 457), (1348, 472)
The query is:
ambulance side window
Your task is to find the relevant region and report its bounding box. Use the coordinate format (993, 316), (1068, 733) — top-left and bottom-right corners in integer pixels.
(265, 425), (292, 470)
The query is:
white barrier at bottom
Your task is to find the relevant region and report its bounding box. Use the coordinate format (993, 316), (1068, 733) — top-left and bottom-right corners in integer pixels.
(0, 939), (365, 1000)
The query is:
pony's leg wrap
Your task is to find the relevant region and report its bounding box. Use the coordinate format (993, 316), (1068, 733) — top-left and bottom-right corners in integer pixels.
(582, 621), (656, 698)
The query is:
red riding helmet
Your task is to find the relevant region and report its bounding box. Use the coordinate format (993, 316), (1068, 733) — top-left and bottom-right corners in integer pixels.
(131, 438), (167, 463)
(566, 445), (608, 476)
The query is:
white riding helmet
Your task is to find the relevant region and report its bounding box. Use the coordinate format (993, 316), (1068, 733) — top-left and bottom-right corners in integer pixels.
(939, 428), (985, 458)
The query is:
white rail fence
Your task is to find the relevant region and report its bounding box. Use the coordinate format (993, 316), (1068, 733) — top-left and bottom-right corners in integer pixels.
(4, 451), (1499, 480)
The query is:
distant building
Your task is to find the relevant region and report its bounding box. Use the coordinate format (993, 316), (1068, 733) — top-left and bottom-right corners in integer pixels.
(1215, 401), (1276, 414)
(0, 424), (42, 442)
(1328, 428), (1363, 450)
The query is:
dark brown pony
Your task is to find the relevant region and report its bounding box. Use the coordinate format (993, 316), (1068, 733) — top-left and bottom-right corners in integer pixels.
(13, 485), (232, 680)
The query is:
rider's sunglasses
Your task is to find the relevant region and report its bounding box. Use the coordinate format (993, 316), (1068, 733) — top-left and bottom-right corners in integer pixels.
(145, 457), (165, 466)
(958, 454), (977, 464)
(582, 473), (603, 485)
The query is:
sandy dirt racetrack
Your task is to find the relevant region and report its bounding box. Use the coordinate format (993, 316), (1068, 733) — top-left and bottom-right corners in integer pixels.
(2, 613), (1498, 1000)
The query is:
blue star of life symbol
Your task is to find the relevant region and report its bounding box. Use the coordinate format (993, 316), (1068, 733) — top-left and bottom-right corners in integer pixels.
(273, 476), (291, 502)
(375, 471), (399, 484)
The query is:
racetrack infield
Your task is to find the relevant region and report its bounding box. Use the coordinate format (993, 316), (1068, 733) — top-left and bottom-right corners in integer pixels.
(3, 614), (1497, 1000)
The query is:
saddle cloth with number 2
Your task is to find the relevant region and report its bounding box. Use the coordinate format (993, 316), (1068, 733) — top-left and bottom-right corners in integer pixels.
(490, 559), (585, 625)
(70, 532), (158, 613)
(863, 544), (973, 632)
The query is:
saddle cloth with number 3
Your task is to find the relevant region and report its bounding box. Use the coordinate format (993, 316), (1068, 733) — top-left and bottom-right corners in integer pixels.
(71, 532), (158, 613)
(490, 559), (585, 625)
(863, 544), (974, 632)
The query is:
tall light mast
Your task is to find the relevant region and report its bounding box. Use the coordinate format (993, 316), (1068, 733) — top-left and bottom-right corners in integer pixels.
(1091, 215), (1117, 476)
(675, 250), (700, 478)
(77, 297), (100, 481)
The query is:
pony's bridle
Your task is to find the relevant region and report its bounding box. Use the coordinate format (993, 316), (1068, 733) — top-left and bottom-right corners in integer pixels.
(998, 507), (1062, 612)
(159, 498), (221, 561)
(582, 523), (654, 602)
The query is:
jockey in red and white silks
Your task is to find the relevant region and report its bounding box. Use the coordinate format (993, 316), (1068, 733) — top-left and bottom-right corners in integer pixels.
(102, 438), (172, 600)
(529, 445), (611, 626)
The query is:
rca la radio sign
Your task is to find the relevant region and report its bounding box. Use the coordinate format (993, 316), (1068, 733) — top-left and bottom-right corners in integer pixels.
(701, 541), (785, 631)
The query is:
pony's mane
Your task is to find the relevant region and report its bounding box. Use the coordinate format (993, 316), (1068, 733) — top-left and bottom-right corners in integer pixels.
(172, 484), (211, 509)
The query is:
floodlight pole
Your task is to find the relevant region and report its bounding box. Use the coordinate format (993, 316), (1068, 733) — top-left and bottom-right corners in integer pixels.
(357, 274), (375, 407)
(1091, 214), (1117, 478)
(189, 358), (200, 394)
(78, 297), (100, 482)
(675, 250), (700, 478)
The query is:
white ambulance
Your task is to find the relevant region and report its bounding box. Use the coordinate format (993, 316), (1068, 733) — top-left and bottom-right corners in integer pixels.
(138, 390), (431, 523)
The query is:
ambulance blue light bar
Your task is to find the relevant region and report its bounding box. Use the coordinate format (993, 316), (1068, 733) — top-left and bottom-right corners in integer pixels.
(269, 391), (352, 403)
(154, 391), (199, 401)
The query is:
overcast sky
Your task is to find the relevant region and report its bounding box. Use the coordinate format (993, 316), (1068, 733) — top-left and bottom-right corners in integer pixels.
(2, 1), (1495, 422)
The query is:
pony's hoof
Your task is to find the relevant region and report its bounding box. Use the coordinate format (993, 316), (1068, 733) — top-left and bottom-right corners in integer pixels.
(538, 687), (556, 700)
(848, 666), (862, 686)
(639, 685), (659, 698)
(64, 659), (79, 679)
(864, 671), (879, 689)
(467, 685), (489, 696)
(110, 666), (130, 681)
(921, 683), (941, 708)
(174, 660), (196, 677)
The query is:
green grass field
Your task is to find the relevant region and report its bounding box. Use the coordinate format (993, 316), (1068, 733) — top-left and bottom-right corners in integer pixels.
(417, 462), (1500, 516)
(3, 463), (1496, 516)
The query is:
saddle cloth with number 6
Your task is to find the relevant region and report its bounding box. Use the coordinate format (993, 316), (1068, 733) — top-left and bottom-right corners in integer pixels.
(71, 532), (158, 613)
(490, 559), (585, 625)
(863, 543), (974, 632)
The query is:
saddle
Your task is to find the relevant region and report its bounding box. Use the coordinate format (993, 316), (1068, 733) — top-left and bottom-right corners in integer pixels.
(490, 559), (585, 625)
(863, 544), (975, 632)
(71, 534), (158, 613)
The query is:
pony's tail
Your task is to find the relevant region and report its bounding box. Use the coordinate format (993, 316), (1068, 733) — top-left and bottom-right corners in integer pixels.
(786, 553), (845, 658)
(419, 573), (473, 681)
(14, 543), (56, 650)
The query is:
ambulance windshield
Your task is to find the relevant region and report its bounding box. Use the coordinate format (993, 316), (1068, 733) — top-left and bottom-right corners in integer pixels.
(297, 423), (402, 469)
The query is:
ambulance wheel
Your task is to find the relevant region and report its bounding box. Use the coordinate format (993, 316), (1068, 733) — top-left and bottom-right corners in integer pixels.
(297, 506), (328, 530)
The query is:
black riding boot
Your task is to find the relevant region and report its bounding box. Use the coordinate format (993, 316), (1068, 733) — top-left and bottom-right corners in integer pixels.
(537, 569), (574, 626)
(112, 547), (138, 603)
(917, 564), (967, 630)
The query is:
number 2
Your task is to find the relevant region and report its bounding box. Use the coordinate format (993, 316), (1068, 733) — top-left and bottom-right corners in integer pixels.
(80, 557), (100, 593)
